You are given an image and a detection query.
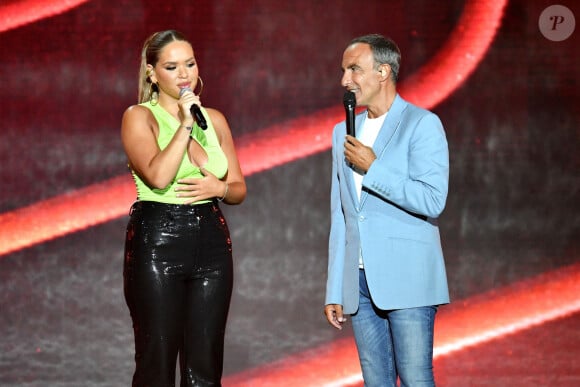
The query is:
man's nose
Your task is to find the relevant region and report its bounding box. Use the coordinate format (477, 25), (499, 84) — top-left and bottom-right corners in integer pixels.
(341, 72), (351, 88)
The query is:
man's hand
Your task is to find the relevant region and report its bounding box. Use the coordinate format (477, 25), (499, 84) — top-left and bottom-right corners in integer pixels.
(344, 135), (376, 173)
(324, 304), (347, 330)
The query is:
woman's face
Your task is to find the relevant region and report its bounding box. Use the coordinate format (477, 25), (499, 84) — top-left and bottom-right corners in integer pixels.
(148, 40), (199, 99)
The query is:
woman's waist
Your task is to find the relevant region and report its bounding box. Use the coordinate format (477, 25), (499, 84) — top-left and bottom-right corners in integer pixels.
(129, 199), (219, 218)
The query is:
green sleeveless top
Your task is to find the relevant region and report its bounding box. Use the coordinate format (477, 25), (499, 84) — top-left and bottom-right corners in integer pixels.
(131, 101), (228, 204)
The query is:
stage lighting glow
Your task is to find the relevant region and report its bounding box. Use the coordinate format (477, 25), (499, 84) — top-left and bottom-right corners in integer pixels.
(0, 0), (90, 33)
(0, 0), (508, 257)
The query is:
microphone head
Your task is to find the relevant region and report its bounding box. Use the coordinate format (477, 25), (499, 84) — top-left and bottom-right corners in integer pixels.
(179, 87), (193, 97)
(343, 90), (356, 107)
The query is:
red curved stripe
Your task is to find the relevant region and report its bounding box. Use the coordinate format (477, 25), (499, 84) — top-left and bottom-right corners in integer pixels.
(222, 263), (580, 386)
(399, 0), (507, 107)
(0, 0), (90, 33)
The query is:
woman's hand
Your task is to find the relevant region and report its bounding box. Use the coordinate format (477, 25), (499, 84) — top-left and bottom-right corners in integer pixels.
(177, 88), (200, 126)
(175, 167), (226, 204)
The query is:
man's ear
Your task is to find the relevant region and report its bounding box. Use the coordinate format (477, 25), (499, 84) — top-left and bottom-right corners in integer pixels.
(379, 64), (390, 79)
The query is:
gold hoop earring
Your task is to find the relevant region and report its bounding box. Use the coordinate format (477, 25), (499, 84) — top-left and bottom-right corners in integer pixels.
(150, 83), (159, 105)
(194, 76), (204, 96)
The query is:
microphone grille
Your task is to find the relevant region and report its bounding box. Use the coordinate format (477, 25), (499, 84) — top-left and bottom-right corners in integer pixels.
(179, 87), (192, 97)
(343, 91), (356, 106)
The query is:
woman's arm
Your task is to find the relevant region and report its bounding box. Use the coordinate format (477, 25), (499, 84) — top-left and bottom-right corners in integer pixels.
(121, 105), (193, 189)
(207, 108), (246, 205)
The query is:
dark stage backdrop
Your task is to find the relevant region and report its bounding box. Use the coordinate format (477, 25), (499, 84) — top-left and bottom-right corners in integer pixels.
(1, 1), (578, 386)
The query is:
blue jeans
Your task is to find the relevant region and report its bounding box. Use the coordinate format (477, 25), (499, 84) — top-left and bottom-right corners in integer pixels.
(351, 269), (437, 387)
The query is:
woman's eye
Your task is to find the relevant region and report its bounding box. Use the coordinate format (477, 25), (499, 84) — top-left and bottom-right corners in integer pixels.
(166, 66), (176, 71)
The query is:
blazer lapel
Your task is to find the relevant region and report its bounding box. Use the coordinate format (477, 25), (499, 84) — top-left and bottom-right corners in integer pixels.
(359, 94), (406, 207)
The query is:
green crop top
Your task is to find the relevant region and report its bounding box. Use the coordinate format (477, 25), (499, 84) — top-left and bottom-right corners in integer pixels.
(131, 101), (228, 204)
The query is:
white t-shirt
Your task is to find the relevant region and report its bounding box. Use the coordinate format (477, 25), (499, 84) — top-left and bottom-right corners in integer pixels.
(352, 110), (388, 268)
(353, 111), (388, 200)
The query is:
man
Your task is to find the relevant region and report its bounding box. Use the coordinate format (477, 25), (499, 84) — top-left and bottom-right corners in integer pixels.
(324, 34), (450, 386)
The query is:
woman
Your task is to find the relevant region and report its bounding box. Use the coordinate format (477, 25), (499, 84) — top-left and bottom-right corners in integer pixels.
(121, 30), (246, 386)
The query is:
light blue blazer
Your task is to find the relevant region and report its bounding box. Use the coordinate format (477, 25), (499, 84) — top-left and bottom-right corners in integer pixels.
(325, 94), (450, 314)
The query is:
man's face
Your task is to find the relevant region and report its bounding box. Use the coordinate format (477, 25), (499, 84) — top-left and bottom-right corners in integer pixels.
(341, 43), (381, 107)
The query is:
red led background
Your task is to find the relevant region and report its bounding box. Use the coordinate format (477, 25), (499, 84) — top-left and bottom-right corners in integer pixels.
(0, 0), (578, 386)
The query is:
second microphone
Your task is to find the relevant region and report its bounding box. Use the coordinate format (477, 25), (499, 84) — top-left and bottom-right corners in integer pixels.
(343, 90), (356, 138)
(179, 87), (208, 130)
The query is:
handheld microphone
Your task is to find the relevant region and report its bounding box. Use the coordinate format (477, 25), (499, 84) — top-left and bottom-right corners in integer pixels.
(179, 87), (208, 130)
(343, 91), (356, 137)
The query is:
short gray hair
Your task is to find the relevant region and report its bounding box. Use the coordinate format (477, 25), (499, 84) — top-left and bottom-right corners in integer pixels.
(348, 34), (401, 83)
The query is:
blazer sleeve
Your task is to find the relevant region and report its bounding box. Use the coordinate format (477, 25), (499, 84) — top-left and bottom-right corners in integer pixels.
(325, 124), (346, 306)
(363, 112), (449, 218)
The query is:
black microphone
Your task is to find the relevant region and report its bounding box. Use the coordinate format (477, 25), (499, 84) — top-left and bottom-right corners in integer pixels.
(343, 91), (356, 137)
(179, 87), (208, 130)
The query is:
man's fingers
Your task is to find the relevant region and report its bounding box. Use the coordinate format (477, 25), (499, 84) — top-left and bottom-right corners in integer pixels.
(324, 305), (346, 330)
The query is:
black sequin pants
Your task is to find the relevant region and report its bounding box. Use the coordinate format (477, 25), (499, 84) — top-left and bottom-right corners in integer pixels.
(123, 200), (233, 387)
